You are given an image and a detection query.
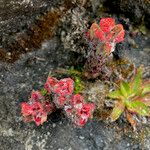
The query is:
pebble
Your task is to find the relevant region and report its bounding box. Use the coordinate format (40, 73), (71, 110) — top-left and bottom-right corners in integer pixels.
(143, 48), (150, 53)
(79, 136), (85, 140)
(52, 123), (56, 128)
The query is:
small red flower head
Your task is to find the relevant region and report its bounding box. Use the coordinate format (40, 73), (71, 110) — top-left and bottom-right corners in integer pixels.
(30, 90), (44, 102)
(99, 18), (115, 33)
(74, 117), (88, 127)
(33, 111), (47, 126)
(99, 18), (125, 43)
(70, 94), (84, 110)
(31, 102), (43, 113)
(64, 93), (95, 127)
(32, 101), (54, 125)
(54, 95), (68, 107)
(21, 100), (54, 126)
(72, 103), (95, 127)
(44, 77), (58, 93)
(53, 78), (74, 96)
(77, 103), (95, 119)
(21, 102), (33, 116)
(87, 18), (125, 55)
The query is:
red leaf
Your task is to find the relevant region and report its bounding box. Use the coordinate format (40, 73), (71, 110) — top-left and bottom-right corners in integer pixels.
(74, 117), (88, 127)
(44, 83), (51, 93)
(100, 18), (115, 33)
(21, 102), (33, 116)
(77, 103), (95, 119)
(126, 112), (137, 130)
(94, 30), (106, 41)
(113, 24), (125, 43)
(45, 76), (58, 92)
(53, 78), (74, 96)
(70, 94), (84, 109)
(54, 95), (67, 107)
(104, 42), (113, 55)
(30, 90), (44, 102)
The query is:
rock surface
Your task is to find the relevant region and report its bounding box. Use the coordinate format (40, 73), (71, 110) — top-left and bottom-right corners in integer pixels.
(0, 33), (150, 149)
(0, 0), (73, 62)
(0, 0), (62, 36)
(104, 0), (150, 28)
(0, 0), (150, 150)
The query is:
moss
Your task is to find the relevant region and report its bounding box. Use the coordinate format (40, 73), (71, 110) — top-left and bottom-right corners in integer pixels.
(0, 0), (73, 63)
(94, 108), (112, 120)
(108, 58), (135, 82)
(74, 76), (85, 94)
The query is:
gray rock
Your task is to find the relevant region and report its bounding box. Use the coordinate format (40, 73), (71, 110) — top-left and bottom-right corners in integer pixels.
(0, 1), (150, 150)
(0, 34), (150, 150)
(104, 0), (150, 28)
(0, 0), (62, 37)
(0, 0), (73, 62)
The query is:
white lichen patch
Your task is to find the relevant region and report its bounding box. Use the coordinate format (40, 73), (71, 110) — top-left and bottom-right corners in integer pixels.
(0, 128), (14, 137)
(25, 130), (52, 150)
(82, 81), (108, 108)
(9, 0), (32, 6)
(60, 6), (89, 56)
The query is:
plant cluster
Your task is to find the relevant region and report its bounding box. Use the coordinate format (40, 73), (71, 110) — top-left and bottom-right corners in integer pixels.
(84, 18), (125, 79)
(21, 17), (150, 130)
(21, 76), (95, 127)
(108, 67), (150, 129)
(21, 90), (54, 126)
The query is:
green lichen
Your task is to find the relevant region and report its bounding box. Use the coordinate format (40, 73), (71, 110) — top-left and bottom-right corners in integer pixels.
(74, 76), (84, 94)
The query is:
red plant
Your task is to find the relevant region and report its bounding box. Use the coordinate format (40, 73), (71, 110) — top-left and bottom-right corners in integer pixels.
(70, 94), (84, 109)
(44, 77), (74, 96)
(44, 76), (58, 93)
(65, 94), (95, 127)
(21, 90), (54, 126)
(54, 95), (68, 107)
(30, 90), (44, 101)
(45, 77), (74, 107)
(21, 77), (95, 127)
(74, 103), (95, 127)
(53, 78), (74, 96)
(87, 18), (125, 55)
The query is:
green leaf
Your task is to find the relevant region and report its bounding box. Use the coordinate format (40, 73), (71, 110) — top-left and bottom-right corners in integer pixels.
(110, 101), (125, 121)
(142, 82), (150, 95)
(138, 93), (150, 106)
(90, 29), (94, 39)
(74, 77), (84, 94)
(127, 100), (150, 116)
(108, 90), (122, 99)
(40, 88), (47, 96)
(131, 68), (142, 94)
(120, 82), (130, 98)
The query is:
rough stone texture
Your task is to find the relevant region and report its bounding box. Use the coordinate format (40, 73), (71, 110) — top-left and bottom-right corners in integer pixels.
(0, 0), (150, 150)
(0, 0), (62, 37)
(0, 0), (73, 63)
(116, 31), (150, 68)
(104, 0), (150, 28)
(0, 33), (150, 149)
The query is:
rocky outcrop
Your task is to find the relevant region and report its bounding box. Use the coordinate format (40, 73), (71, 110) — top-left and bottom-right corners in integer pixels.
(0, 0), (73, 63)
(104, 0), (150, 28)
